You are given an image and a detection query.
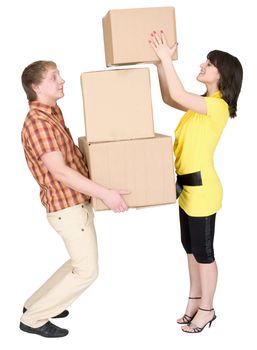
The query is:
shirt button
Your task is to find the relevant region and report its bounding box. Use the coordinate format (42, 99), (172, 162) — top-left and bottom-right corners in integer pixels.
(81, 228), (84, 231)
(58, 217), (61, 220)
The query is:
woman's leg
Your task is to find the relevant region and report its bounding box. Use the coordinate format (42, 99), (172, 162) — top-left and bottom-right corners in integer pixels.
(199, 260), (218, 309)
(187, 254), (202, 298)
(181, 262), (217, 331)
(177, 208), (202, 323)
(181, 213), (217, 331)
(177, 254), (202, 323)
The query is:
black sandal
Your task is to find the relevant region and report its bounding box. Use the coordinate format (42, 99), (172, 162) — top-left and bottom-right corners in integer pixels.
(182, 307), (217, 333)
(177, 297), (201, 325)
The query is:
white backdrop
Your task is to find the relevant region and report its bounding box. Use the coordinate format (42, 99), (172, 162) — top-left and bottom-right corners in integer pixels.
(1, 0), (256, 348)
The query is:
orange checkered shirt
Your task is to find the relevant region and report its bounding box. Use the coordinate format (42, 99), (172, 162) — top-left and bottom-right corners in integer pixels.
(21, 101), (90, 212)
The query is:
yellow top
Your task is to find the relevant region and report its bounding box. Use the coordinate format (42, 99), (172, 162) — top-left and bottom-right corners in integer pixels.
(174, 91), (229, 216)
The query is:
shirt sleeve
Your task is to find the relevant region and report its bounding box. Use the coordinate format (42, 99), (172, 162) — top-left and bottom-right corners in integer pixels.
(204, 97), (229, 123)
(26, 118), (61, 160)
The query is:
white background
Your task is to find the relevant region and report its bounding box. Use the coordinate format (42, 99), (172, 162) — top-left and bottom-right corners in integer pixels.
(1, 0), (256, 348)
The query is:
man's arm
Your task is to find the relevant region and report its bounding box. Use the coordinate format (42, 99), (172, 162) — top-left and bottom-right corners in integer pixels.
(41, 151), (129, 212)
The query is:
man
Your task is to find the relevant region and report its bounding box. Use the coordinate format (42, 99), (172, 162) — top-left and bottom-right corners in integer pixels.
(20, 60), (128, 338)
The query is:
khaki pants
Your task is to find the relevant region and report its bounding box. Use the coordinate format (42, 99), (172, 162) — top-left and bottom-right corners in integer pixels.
(21, 202), (98, 328)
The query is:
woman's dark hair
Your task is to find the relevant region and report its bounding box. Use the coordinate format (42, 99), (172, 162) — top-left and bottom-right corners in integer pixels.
(207, 50), (243, 118)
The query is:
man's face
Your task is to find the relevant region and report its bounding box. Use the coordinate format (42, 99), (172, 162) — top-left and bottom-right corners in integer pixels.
(34, 67), (65, 105)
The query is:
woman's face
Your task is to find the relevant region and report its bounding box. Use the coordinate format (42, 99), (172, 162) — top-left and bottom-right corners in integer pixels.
(197, 59), (220, 86)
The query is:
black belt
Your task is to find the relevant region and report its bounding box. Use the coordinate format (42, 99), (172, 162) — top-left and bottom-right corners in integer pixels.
(176, 171), (203, 199)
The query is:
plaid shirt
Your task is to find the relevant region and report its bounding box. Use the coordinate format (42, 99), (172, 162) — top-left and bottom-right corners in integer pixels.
(21, 101), (90, 212)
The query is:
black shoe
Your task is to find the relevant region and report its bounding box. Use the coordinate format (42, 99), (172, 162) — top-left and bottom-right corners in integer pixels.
(23, 307), (69, 319)
(181, 307), (217, 333)
(20, 321), (69, 338)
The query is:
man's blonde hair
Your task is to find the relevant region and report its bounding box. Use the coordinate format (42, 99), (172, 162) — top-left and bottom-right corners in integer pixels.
(21, 60), (57, 101)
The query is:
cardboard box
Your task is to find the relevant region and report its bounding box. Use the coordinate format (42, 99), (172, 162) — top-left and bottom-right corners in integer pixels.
(81, 68), (155, 143)
(78, 135), (176, 210)
(102, 7), (177, 66)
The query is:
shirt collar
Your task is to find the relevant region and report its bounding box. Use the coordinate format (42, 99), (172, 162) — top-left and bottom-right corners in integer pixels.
(209, 91), (222, 98)
(29, 101), (62, 121)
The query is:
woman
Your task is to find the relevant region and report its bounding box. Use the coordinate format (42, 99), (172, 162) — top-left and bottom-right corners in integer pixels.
(149, 31), (243, 333)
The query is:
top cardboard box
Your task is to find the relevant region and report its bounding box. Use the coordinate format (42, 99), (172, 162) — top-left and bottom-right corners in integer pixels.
(102, 7), (177, 67)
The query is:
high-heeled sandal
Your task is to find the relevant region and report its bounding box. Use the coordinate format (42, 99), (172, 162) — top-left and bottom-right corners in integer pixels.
(181, 307), (217, 333)
(176, 297), (201, 325)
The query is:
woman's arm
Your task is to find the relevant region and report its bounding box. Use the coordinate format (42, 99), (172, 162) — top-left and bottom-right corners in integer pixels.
(150, 32), (207, 115)
(156, 61), (186, 111)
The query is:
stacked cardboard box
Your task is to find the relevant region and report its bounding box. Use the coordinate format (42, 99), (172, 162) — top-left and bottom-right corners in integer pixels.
(102, 7), (178, 66)
(80, 68), (154, 142)
(79, 7), (177, 210)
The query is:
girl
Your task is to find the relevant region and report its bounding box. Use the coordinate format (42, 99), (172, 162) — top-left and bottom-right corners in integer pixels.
(149, 31), (243, 333)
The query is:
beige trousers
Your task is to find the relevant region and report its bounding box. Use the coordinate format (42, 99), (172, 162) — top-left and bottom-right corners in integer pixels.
(20, 202), (98, 328)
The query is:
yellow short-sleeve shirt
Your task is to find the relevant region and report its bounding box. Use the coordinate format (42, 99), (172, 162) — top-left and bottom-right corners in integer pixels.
(174, 91), (229, 216)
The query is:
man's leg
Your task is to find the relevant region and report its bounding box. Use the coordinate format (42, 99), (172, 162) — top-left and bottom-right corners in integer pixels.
(23, 260), (71, 310)
(21, 203), (98, 328)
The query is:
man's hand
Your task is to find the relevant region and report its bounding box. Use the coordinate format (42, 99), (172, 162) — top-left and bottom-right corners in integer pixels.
(101, 189), (130, 212)
(41, 151), (130, 212)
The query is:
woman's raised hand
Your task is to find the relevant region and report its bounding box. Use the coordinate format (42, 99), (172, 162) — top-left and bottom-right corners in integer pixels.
(149, 30), (178, 61)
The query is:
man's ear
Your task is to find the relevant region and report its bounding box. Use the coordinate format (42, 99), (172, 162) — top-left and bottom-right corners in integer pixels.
(32, 83), (40, 95)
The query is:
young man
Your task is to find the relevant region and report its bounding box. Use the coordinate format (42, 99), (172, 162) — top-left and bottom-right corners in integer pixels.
(20, 61), (129, 338)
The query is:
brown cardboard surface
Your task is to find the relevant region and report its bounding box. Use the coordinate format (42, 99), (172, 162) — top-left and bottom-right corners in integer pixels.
(81, 68), (155, 143)
(78, 134), (176, 211)
(102, 7), (177, 66)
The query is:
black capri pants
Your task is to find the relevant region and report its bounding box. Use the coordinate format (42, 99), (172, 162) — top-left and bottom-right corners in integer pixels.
(179, 207), (216, 264)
